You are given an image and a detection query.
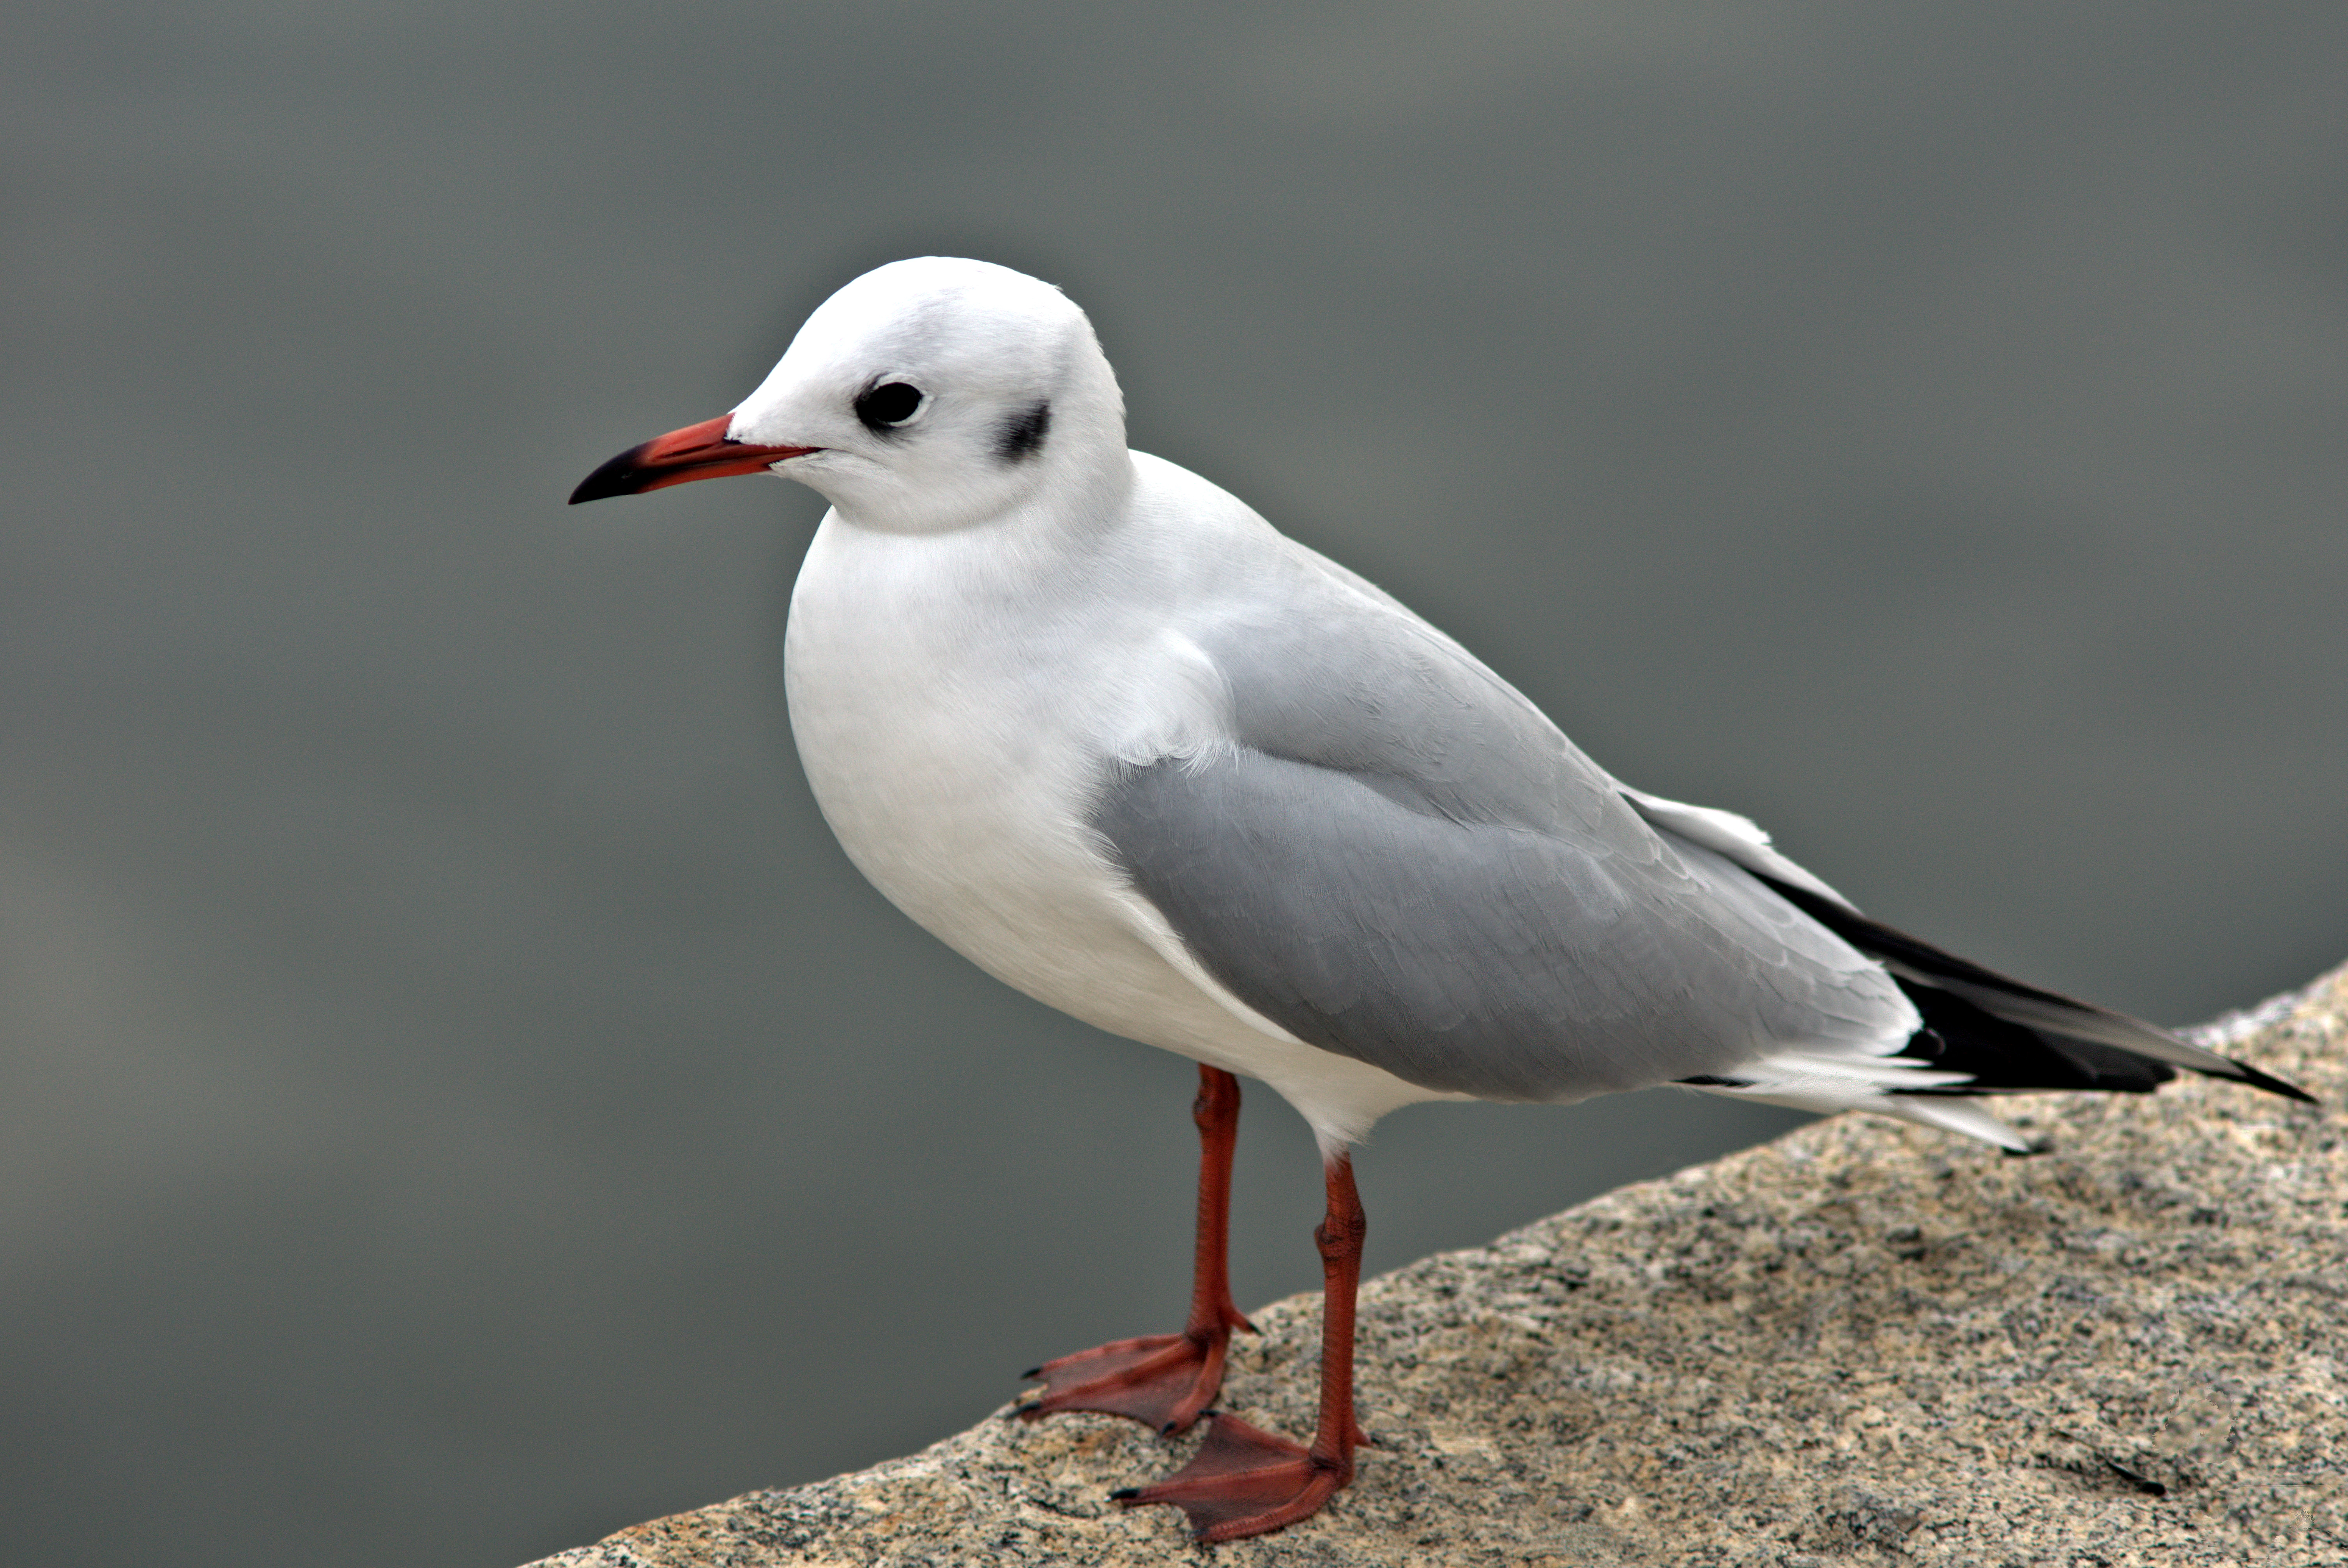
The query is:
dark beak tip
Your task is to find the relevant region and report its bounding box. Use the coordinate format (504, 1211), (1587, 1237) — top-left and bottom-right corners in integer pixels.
(568, 443), (654, 506)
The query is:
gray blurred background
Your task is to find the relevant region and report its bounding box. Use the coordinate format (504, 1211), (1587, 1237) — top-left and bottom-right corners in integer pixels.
(4, 5), (2344, 1565)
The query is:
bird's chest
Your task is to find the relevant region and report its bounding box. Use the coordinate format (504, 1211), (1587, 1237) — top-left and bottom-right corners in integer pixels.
(781, 528), (1136, 994)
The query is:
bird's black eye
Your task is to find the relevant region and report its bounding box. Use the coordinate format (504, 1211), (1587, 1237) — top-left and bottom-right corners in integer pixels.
(854, 381), (926, 431)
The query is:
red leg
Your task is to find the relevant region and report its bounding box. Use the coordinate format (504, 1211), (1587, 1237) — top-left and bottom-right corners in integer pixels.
(1114, 1153), (1366, 1543)
(1019, 1066), (1255, 1434)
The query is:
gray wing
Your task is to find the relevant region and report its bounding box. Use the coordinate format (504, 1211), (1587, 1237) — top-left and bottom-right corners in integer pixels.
(1091, 547), (1918, 1103)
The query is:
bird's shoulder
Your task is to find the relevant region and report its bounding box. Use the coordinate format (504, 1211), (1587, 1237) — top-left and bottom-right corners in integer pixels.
(1119, 451), (1625, 839)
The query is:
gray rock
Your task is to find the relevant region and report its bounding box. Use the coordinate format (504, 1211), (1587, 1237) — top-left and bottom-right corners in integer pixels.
(526, 964), (2348, 1567)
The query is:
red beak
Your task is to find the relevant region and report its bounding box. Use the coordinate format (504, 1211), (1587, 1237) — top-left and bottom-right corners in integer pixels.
(568, 414), (818, 504)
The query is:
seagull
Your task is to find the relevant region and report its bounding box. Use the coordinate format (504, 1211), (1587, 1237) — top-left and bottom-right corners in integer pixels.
(570, 256), (2311, 1543)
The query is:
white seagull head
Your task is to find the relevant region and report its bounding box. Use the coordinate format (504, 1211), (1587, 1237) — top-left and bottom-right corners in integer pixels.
(572, 257), (1130, 535)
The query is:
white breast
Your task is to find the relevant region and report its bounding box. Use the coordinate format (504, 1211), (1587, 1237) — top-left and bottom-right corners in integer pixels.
(787, 514), (1130, 992)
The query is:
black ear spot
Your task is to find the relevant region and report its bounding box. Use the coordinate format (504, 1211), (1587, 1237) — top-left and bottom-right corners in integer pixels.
(995, 400), (1050, 464)
(854, 381), (925, 432)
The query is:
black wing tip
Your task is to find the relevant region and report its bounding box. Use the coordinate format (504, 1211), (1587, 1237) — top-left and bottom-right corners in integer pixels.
(1892, 994), (2176, 1097)
(1761, 871), (2322, 1109)
(2208, 1059), (2319, 1105)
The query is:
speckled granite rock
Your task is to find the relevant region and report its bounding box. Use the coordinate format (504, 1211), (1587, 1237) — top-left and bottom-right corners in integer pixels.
(526, 964), (2346, 1568)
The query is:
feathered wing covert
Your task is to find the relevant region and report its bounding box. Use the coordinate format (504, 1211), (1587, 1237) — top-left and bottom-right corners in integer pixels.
(1091, 532), (2309, 1148)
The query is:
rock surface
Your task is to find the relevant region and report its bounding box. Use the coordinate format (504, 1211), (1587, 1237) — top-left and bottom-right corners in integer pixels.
(527, 966), (2347, 1568)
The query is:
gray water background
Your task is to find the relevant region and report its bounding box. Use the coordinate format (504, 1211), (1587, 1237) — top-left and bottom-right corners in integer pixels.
(4, 5), (2344, 1565)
